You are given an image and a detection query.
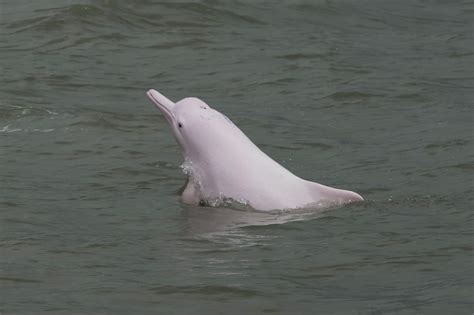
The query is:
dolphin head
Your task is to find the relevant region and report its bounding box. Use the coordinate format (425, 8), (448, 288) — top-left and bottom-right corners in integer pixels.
(146, 89), (232, 158)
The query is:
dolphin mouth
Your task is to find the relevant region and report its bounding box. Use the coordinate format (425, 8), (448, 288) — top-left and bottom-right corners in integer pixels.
(146, 89), (176, 123)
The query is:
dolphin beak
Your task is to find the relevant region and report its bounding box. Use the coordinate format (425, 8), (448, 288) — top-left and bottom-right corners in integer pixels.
(146, 89), (176, 123)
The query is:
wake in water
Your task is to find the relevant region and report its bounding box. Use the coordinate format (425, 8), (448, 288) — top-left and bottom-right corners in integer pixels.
(180, 203), (332, 236)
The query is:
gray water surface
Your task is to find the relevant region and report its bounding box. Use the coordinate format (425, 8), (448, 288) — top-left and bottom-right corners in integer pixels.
(1, 0), (473, 314)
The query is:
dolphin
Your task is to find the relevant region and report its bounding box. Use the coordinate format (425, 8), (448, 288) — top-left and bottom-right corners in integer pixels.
(146, 89), (363, 211)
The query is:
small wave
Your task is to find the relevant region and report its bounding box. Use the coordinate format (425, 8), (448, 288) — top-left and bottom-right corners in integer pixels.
(6, 4), (137, 35)
(424, 139), (469, 149)
(0, 125), (55, 133)
(32, 4), (106, 32)
(0, 104), (58, 119)
(447, 162), (474, 171)
(0, 277), (42, 284)
(147, 38), (213, 50)
(0, 125), (22, 133)
(149, 284), (260, 297)
(158, 2), (265, 25)
(275, 53), (327, 60)
(324, 91), (384, 101)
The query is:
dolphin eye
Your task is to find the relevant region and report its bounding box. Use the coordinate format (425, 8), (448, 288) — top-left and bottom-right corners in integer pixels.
(178, 123), (183, 128)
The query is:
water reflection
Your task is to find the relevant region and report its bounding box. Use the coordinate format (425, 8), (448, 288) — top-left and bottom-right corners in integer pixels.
(180, 204), (328, 235)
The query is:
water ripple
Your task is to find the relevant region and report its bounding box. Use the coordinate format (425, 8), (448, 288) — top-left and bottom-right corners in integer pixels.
(149, 285), (261, 297)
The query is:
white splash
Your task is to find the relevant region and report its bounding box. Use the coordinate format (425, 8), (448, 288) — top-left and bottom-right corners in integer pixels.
(180, 159), (195, 177)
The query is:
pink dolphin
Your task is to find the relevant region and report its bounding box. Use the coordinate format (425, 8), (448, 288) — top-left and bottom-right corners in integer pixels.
(147, 89), (363, 211)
